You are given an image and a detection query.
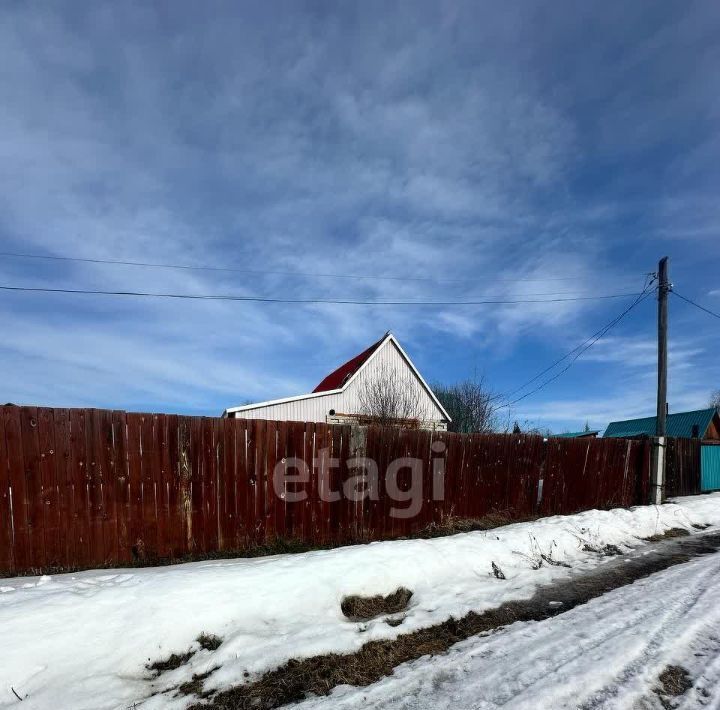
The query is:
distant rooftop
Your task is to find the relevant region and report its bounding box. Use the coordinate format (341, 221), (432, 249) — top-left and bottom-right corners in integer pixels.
(604, 408), (719, 438)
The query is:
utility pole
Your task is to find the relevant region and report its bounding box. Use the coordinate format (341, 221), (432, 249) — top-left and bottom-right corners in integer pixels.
(656, 256), (669, 436)
(651, 256), (670, 504)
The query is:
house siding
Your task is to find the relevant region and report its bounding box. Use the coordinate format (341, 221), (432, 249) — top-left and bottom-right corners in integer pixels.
(706, 415), (720, 441)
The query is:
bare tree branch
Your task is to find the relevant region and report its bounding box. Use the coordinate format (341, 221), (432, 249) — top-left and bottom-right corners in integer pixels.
(433, 377), (496, 433)
(711, 389), (720, 411)
(356, 364), (429, 427)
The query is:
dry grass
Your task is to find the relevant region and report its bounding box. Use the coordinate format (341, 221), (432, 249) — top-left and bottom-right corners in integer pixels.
(179, 667), (220, 697)
(186, 592), (604, 707)
(188, 607), (527, 710)
(341, 588), (413, 621)
(5, 518), (545, 578)
(582, 543), (623, 557)
(418, 512), (536, 539)
(643, 527), (690, 542)
(148, 650), (195, 675)
(197, 633), (223, 652)
(655, 665), (693, 708)
(186, 532), (720, 709)
(148, 634), (222, 677)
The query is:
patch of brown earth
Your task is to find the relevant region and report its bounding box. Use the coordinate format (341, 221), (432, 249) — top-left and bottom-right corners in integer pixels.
(655, 665), (693, 708)
(341, 588), (413, 621)
(197, 633), (223, 651)
(148, 650), (195, 675)
(644, 527), (690, 542)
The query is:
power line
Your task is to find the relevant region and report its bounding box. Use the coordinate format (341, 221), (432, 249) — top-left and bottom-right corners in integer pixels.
(0, 284), (646, 306)
(504, 289), (655, 407)
(494, 276), (656, 402)
(0, 250), (643, 287)
(672, 290), (720, 321)
(494, 279), (657, 407)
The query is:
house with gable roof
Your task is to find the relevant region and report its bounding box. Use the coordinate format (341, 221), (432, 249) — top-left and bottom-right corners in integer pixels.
(222, 332), (450, 430)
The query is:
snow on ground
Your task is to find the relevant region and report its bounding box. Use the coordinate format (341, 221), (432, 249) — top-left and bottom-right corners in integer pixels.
(299, 545), (720, 710)
(1, 494), (720, 710)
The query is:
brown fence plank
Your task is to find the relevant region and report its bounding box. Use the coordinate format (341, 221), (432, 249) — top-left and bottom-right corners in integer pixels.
(203, 418), (219, 553)
(234, 418), (249, 549)
(67, 409), (89, 569)
(125, 413), (143, 560)
(211, 417), (224, 551)
(328, 425), (344, 543)
(666, 437), (701, 497)
(138, 414), (156, 560)
(153, 414), (169, 559)
(316, 423), (333, 545)
(273, 420), (288, 542)
(51, 409), (72, 569)
(37, 408), (61, 569)
(112, 411), (131, 564)
(188, 416), (203, 553)
(5, 407), (29, 572)
(244, 419), (257, 547)
(252, 419), (267, 545)
(263, 420), (277, 544)
(20, 407), (45, 570)
(219, 417), (235, 551)
(164, 413), (181, 558)
(282, 421), (300, 540)
(363, 425), (378, 539)
(99, 408), (118, 566)
(177, 416), (192, 555)
(84, 410), (102, 567)
(302, 422), (315, 543)
(294, 421), (309, 543)
(0, 408), (14, 574)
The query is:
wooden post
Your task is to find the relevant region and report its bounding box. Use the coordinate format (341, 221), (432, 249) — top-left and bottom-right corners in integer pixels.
(656, 256), (669, 437)
(652, 257), (670, 504)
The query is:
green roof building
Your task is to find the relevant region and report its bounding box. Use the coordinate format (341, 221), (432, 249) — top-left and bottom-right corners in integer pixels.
(604, 408), (720, 440)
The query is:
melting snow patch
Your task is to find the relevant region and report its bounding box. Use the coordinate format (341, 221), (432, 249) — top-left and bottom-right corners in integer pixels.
(0, 493), (719, 710)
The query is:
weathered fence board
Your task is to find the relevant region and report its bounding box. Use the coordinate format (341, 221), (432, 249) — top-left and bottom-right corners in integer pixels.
(0, 405), (655, 575)
(666, 437), (701, 497)
(540, 437), (645, 516)
(0, 411), (12, 573)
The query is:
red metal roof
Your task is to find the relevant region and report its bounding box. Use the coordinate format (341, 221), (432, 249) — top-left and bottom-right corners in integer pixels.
(312, 335), (387, 393)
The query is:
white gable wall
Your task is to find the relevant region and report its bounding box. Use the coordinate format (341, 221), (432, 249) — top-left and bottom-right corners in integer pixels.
(342, 338), (440, 420)
(228, 338), (447, 428)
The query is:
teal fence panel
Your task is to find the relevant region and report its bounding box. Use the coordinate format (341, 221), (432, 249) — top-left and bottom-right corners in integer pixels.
(701, 445), (720, 491)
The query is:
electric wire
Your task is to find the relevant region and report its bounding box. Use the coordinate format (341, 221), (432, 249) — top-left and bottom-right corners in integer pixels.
(0, 284), (645, 306)
(672, 290), (720, 321)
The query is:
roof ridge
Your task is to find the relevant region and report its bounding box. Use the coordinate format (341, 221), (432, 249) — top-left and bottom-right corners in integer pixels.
(607, 407), (716, 423)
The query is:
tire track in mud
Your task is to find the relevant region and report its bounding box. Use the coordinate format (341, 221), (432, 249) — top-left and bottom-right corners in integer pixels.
(578, 556), (720, 709)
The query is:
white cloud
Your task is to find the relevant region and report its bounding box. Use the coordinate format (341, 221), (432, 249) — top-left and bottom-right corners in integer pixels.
(0, 2), (717, 421)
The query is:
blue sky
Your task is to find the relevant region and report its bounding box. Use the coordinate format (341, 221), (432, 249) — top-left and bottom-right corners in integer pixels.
(1, 1), (718, 432)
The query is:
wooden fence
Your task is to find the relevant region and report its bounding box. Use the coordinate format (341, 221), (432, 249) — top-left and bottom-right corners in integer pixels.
(665, 437), (702, 497)
(0, 405), (651, 575)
